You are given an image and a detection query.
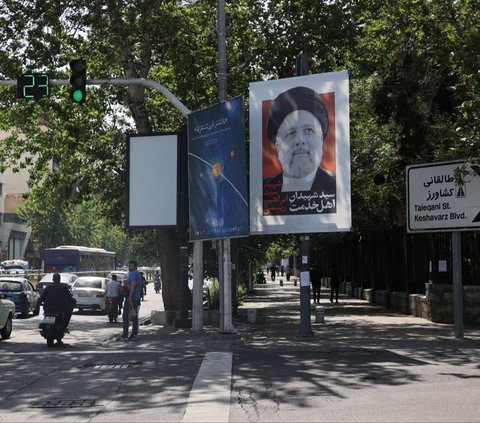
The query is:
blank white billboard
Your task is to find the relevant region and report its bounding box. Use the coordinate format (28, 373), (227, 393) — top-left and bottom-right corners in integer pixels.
(128, 134), (178, 227)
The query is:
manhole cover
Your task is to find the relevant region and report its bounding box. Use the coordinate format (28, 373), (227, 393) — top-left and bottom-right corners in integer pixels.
(31, 399), (97, 408)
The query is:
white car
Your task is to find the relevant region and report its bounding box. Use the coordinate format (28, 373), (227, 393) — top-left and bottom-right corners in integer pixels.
(0, 294), (15, 339)
(107, 271), (128, 284)
(71, 277), (107, 312)
(37, 273), (78, 295)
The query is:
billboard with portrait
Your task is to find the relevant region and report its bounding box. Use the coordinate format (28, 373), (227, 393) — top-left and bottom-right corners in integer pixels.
(188, 96), (249, 241)
(249, 71), (351, 234)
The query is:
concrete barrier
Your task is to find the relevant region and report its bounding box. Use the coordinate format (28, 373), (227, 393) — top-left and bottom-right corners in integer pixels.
(315, 306), (325, 323)
(363, 288), (374, 303)
(247, 309), (257, 323)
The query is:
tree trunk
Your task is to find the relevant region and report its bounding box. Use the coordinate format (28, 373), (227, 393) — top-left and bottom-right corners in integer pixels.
(156, 228), (181, 311)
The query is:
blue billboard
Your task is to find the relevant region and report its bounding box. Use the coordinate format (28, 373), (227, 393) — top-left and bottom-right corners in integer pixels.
(187, 96), (249, 241)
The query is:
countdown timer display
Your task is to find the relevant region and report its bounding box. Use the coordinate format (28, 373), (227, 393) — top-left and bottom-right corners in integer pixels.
(17, 73), (50, 99)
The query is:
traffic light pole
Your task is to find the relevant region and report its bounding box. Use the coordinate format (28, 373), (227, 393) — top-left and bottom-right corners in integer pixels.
(0, 78), (191, 117)
(0, 76), (206, 332)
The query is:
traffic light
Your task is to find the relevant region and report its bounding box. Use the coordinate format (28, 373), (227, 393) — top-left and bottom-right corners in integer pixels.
(69, 59), (86, 103)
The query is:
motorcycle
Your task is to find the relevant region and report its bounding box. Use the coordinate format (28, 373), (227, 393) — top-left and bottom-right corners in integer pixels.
(106, 297), (119, 323)
(38, 305), (66, 347)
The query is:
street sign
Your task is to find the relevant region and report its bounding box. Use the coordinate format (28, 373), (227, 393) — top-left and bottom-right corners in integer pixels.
(407, 161), (480, 233)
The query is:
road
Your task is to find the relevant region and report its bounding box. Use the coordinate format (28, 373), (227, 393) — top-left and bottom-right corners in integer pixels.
(0, 286), (205, 422)
(3, 283), (164, 349)
(1, 279), (480, 422)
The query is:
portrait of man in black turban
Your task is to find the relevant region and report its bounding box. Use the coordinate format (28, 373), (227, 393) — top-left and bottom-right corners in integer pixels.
(263, 86), (336, 216)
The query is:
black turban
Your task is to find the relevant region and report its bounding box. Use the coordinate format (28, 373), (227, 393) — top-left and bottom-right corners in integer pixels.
(266, 86), (329, 143)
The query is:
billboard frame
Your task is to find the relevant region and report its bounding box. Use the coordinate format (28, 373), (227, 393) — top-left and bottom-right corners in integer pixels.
(127, 132), (179, 229)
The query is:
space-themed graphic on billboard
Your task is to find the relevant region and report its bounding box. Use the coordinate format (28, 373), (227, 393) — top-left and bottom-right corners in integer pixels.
(187, 96), (249, 241)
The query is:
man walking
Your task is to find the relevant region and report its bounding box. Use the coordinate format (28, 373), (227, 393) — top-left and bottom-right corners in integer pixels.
(120, 260), (143, 341)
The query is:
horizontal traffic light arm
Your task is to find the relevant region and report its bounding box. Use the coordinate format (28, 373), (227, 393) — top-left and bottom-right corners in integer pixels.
(0, 78), (191, 116)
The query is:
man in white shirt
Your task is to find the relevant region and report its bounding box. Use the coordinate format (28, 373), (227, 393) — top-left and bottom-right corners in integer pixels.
(105, 274), (121, 321)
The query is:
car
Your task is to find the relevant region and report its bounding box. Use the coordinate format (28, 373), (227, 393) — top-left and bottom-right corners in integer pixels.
(107, 271), (128, 284)
(71, 276), (108, 312)
(0, 294), (15, 339)
(0, 277), (41, 318)
(37, 273), (78, 295)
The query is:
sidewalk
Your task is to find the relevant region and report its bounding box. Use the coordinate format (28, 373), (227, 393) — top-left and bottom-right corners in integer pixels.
(234, 276), (480, 351)
(128, 276), (480, 353)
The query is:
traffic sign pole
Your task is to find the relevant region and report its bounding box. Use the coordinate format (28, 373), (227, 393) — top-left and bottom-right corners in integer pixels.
(452, 231), (464, 339)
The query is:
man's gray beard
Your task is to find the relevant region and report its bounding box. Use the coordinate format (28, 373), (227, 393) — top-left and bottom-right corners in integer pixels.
(286, 154), (316, 178)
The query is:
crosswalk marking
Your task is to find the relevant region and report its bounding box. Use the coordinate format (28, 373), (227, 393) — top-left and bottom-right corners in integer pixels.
(182, 351), (233, 423)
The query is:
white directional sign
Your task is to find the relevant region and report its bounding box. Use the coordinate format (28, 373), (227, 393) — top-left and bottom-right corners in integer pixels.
(407, 161), (480, 233)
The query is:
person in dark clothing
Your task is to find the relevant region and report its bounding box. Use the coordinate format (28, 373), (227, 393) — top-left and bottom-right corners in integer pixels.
(270, 264), (276, 282)
(310, 264), (322, 304)
(329, 267), (340, 303)
(285, 265), (292, 281)
(39, 273), (76, 331)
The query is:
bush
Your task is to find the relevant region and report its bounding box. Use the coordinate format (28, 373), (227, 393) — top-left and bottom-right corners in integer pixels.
(204, 278), (247, 310)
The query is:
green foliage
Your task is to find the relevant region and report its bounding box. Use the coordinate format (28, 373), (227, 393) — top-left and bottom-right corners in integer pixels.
(204, 277), (247, 310)
(1, 0), (480, 299)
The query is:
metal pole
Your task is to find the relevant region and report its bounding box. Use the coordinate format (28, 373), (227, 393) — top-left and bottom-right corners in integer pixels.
(298, 235), (314, 337)
(2, 75), (205, 331)
(217, 0), (234, 334)
(1, 78), (191, 116)
(296, 52), (314, 338)
(192, 240), (203, 332)
(452, 231), (464, 339)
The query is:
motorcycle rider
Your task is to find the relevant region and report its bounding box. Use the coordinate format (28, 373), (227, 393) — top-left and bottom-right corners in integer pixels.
(39, 273), (76, 334)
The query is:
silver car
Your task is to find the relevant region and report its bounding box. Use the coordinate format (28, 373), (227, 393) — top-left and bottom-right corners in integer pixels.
(0, 294), (15, 339)
(71, 277), (107, 312)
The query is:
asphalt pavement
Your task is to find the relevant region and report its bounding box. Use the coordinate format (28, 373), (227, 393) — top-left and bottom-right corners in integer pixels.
(1, 276), (480, 422)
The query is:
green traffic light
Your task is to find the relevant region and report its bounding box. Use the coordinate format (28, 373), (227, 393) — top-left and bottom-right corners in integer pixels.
(72, 89), (84, 102)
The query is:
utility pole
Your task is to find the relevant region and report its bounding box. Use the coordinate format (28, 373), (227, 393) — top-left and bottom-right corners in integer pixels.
(217, 0), (235, 333)
(296, 52), (314, 338)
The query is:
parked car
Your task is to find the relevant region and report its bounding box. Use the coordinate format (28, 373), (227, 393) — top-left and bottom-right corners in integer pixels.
(107, 271), (128, 284)
(37, 273), (78, 295)
(0, 294), (15, 339)
(0, 277), (41, 318)
(71, 277), (108, 312)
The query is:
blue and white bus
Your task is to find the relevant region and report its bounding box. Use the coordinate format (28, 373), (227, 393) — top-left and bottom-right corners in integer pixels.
(43, 246), (116, 274)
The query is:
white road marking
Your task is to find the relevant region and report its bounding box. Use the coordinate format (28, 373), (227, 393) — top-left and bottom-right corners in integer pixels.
(182, 351), (233, 423)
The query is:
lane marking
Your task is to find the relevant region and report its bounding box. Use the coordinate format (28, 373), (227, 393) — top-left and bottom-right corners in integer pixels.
(183, 351), (233, 423)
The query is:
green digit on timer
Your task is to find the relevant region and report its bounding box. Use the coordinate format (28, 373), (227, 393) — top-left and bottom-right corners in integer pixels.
(23, 74), (35, 98)
(37, 74), (49, 97)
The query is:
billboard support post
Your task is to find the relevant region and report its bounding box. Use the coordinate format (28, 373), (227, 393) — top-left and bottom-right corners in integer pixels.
(217, 0), (235, 334)
(296, 52), (314, 338)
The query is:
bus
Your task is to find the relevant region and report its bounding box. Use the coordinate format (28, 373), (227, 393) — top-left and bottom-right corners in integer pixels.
(43, 246), (116, 274)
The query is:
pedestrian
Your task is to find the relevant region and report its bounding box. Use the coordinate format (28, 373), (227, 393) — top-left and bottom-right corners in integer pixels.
(140, 271), (147, 301)
(285, 265), (292, 282)
(329, 267), (340, 303)
(153, 270), (161, 294)
(270, 264), (276, 282)
(120, 260), (143, 341)
(281, 265), (285, 276)
(105, 274), (121, 322)
(310, 264), (322, 304)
